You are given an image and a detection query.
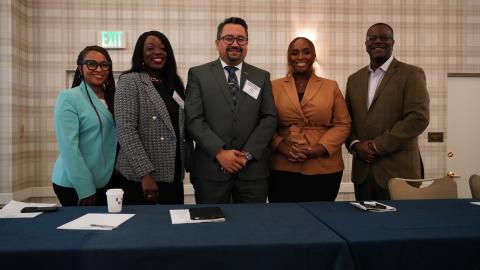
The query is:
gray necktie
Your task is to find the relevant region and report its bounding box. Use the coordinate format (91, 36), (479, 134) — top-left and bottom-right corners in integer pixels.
(224, 66), (239, 105)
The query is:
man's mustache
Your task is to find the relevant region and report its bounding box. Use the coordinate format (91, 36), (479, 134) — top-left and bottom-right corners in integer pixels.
(227, 47), (242, 52)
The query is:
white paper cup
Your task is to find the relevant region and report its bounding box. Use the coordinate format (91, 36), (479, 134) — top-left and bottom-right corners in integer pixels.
(106, 188), (124, 213)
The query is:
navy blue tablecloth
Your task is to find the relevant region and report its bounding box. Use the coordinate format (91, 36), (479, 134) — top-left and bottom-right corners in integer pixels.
(0, 203), (355, 270)
(301, 199), (480, 270)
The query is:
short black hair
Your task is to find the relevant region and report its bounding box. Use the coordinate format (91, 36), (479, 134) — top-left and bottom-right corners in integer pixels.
(124, 30), (184, 96)
(216, 17), (248, 39)
(367, 23), (394, 39)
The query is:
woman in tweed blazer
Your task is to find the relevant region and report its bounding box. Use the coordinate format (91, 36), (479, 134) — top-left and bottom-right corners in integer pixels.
(115, 31), (187, 204)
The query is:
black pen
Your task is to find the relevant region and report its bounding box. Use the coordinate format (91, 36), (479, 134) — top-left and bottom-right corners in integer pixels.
(90, 224), (116, 229)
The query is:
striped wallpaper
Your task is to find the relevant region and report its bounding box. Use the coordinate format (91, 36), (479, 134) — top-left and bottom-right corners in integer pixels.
(1, 0), (479, 201)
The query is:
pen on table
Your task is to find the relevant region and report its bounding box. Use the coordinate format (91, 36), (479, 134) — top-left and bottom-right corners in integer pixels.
(89, 224), (116, 229)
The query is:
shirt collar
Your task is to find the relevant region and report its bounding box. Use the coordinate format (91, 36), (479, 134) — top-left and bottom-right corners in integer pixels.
(219, 58), (243, 71)
(368, 55), (394, 73)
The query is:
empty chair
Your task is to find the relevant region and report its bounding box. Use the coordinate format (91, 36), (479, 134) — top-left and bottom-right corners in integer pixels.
(388, 175), (458, 200)
(469, 174), (480, 199)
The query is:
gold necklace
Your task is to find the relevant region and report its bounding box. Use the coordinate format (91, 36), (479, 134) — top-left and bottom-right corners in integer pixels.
(149, 75), (162, 83)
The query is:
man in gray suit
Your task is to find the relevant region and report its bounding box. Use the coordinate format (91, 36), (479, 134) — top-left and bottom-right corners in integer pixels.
(185, 17), (277, 203)
(346, 23), (430, 200)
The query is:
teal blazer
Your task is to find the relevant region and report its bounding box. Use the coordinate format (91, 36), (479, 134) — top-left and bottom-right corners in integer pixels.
(52, 82), (117, 199)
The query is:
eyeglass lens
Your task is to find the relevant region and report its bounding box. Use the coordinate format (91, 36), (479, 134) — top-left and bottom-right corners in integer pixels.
(220, 35), (248, 45)
(84, 60), (111, 71)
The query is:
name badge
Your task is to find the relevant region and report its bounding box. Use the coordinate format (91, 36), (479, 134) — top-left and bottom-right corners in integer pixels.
(173, 91), (184, 109)
(242, 80), (261, 100)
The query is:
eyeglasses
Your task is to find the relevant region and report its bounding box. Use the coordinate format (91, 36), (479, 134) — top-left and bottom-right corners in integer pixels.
(218, 35), (248, 46)
(366, 35), (393, 42)
(82, 60), (112, 71)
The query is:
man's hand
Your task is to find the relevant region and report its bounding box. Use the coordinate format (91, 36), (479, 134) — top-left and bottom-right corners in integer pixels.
(142, 174), (159, 203)
(352, 140), (377, 163)
(216, 149), (246, 174)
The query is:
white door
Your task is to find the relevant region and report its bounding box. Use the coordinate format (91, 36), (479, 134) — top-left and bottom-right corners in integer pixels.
(447, 75), (480, 198)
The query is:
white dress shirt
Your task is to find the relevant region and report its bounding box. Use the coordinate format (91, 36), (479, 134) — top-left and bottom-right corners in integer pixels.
(219, 58), (242, 87)
(367, 55), (393, 109)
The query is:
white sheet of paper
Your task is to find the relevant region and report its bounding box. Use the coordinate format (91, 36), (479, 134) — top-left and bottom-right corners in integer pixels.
(57, 213), (135, 230)
(0, 200), (57, 218)
(470, 202), (480, 206)
(242, 80), (261, 100)
(173, 91), (184, 109)
(170, 209), (224, 224)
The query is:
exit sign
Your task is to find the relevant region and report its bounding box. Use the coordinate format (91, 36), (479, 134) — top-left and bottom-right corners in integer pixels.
(98, 31), (126, 49)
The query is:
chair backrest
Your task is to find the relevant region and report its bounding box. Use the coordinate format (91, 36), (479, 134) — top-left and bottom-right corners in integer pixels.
(469, 174), (480, 199)
(388, 176), (458, 200)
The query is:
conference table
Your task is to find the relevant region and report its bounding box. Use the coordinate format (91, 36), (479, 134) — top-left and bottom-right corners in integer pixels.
(1, 200), (479, 270)
(0, 203), (355, 270)
(302, 199), (480, 270)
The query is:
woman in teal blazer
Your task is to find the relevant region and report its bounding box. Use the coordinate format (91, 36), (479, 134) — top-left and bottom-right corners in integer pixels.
(51, 46), (117, 206)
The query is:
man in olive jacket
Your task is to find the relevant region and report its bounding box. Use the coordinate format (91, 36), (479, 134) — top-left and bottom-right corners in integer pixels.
(346, 23), (430, 200)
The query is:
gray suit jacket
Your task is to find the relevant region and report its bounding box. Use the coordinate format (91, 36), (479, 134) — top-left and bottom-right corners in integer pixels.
(185, 59), (277, 180)
(115, 72), (186, 182)
(345, 58), (430, 188)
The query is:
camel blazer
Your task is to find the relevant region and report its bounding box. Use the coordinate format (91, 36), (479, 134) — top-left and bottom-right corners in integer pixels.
(115, 72), (186, 183)
(345, 58), (430, 188)
(185, 59), (277, 181)
(271, 74), (351, 175)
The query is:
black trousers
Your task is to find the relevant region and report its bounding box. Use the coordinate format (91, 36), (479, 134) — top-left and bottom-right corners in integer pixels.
(354, 173), (391, 201)
(192, 176), (268, 204)
(52, 170), (121, 206)
(115, 171), (184, 205)
(268, 170), (343, 202)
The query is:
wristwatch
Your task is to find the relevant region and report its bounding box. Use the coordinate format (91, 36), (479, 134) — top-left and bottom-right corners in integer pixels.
(244, 151), (253, 162)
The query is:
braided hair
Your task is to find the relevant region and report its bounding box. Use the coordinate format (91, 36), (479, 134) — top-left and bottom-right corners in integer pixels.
(72, 45), (115, 116)
(71, 46), (116, 165)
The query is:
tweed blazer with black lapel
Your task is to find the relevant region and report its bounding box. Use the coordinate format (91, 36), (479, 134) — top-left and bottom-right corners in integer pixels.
(115, 72), (186, 183)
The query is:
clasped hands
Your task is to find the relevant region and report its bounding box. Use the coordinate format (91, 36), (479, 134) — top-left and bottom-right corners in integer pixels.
(352, 140), (377, 164)
(277, 140), (327, 163)
(216, 148), (248, 174)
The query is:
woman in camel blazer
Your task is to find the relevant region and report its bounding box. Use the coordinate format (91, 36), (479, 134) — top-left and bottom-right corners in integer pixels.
(269, 37), (351, 202)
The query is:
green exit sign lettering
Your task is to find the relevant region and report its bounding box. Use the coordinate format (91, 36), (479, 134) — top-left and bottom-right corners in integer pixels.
(98, 31), (126, 49)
